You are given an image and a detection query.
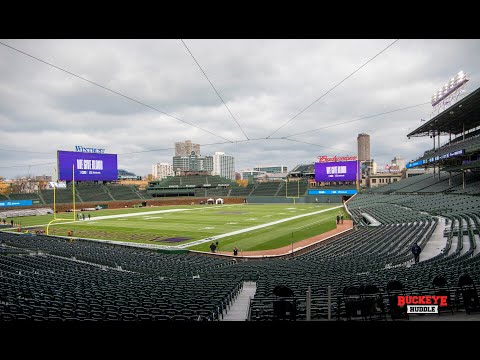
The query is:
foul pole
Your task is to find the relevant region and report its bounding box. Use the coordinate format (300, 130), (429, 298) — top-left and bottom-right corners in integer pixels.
(53, 167), (57, 220)
(356, 160), (360, 192)
(72, 164), (76, 221)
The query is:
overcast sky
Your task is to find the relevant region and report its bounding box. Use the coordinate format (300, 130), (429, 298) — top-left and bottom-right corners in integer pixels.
(1, 39), (479, 179)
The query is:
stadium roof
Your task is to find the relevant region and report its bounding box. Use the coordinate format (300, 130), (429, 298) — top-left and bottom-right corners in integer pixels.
(118, 169), (137, 176)
(407, 86), (480, 138)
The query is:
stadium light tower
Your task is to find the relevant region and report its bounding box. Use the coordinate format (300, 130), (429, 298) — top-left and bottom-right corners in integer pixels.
(431, 70), (469, 116)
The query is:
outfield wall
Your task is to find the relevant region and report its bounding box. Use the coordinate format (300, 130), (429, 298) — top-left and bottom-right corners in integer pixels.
(304, 195), (344, 203)
(246, 195), (344, 204)
(246, 196), (306, 204)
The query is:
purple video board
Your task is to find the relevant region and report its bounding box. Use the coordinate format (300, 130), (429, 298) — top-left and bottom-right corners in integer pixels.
(58, 151), (118, 181)
(315, 161), (359, 182)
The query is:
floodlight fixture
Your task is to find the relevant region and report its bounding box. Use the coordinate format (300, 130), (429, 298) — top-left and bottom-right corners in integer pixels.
(431, 70), (469, 107)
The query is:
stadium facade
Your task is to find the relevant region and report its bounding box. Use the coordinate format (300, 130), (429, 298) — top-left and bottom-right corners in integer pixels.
(253, 165), (288, 174)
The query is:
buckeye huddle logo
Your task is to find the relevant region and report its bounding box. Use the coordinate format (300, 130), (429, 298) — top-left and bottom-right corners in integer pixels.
(397, 295), (448, 314)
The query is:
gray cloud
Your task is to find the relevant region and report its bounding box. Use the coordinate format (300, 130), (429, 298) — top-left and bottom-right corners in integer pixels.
(1, 39), (479, 179)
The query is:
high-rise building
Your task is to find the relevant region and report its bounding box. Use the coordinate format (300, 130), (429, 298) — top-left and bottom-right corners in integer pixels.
(212, 152), (235, 181)
(357, 133), (371, 162)
(253, 165), (287, 173)
(361, 159), (377, 176)
(194, 155), (213, 173)
(152, 163), (174, 180)
(391, 156), (405, 170)
(173, 154), (213, 173)
(172, 157), (190, 172)
(175, 140), (201, 157)
(241, 169), (267, 182)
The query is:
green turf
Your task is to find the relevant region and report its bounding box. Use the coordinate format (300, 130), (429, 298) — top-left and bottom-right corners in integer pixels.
(188, 207), (349, 252)
(3, 204), (349, 251)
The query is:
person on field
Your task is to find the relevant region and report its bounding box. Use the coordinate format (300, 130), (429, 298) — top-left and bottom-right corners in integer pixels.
(88, 213), (91, 220)
(411, 242), (422, 263)
(210, 242), (217, 253)
(233, 247), (238, 256)
(336, 215), (340, 224)
(341, 215), (344, 224)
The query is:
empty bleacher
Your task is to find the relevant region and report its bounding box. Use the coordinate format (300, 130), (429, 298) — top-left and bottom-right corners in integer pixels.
(8, 193), (42, 202)
(149, 175), (234, 189)
(289, 163), (315, 176)
(147, 175), (235, 198)
(106, 185), (142, 200)
(414, 133), (480, 164)
(448, 172), (480, 195)
(285, 180), (308, 197)
(138, 190), (153, 199)
(394, 172), (451, 193)
(368, 171), (480, 196)
(229, 184), (254, 197)
(0, 233), (242, 321)
(40, 188), (82, 204)
(249, 182), (282, 196)
(194, 188), (229, 197)
(368, 173), (431, 193)
(75, 184), (113, 202)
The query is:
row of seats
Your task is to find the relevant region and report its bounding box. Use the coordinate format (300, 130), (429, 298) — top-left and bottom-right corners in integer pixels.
(0, 238), (243, 321)
(2, 187), (480, 321)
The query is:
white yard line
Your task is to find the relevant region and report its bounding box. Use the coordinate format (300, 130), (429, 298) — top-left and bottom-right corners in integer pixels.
(180, 205), (343, 248)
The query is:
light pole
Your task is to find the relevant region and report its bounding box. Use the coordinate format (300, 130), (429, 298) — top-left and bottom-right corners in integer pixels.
(291, 232), (294, 258)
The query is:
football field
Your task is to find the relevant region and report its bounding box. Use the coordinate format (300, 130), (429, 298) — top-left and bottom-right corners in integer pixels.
(5, 204), (349, 252)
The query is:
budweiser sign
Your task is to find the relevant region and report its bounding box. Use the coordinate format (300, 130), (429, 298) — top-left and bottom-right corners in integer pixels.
(317, 155), (357, 163)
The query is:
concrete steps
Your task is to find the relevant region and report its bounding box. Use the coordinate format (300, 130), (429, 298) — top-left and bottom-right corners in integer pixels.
(421, 217), (448, 261)
(222, 281), (257, 321)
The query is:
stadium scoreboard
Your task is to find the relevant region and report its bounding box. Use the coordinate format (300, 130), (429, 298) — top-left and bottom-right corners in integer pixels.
(58, 150), (118, 181)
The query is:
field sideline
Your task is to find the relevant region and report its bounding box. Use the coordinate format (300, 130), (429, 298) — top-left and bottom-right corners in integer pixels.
(4, 204), (349, 251)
